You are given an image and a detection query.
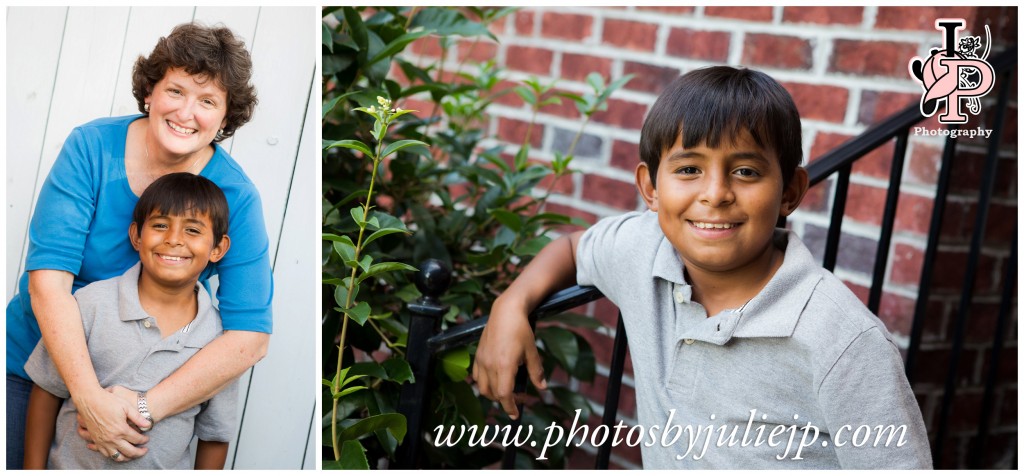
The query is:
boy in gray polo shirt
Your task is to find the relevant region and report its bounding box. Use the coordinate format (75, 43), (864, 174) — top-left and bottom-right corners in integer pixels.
(475, 67), (931, 469)
(23, 173), (238, 469)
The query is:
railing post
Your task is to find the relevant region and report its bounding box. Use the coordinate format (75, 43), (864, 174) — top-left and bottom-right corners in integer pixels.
(394, 259), (451, 469)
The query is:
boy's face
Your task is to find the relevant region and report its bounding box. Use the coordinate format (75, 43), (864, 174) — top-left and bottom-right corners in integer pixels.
(129, 209), (230, 289)
(636, 130), (807, 275)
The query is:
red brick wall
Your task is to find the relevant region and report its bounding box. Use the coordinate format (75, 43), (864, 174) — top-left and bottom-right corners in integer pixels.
(407, 6), (1017, 469)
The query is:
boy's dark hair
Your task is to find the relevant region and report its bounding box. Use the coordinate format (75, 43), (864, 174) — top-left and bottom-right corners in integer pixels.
(639, 66), (802, 187)
(132, 173), (230, 246)
(132, 22), (257, 142)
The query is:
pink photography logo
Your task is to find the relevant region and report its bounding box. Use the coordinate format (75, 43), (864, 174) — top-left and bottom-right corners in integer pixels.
(908, 19), (994, 124)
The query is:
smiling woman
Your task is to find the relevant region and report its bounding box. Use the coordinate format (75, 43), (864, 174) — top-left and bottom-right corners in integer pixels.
(6, 7), (316, 471)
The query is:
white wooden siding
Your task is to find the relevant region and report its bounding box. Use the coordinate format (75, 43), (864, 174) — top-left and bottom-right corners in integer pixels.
(5, 6), (318, 469)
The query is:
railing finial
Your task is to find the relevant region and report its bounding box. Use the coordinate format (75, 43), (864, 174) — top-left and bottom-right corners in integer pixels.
(414, 259), (451, 306)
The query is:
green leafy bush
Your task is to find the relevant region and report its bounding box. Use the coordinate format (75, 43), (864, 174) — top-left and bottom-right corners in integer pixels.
(322, 6), (631, 468)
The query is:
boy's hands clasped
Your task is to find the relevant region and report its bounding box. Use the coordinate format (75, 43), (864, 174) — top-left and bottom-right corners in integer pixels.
(473, 298), (547, 420)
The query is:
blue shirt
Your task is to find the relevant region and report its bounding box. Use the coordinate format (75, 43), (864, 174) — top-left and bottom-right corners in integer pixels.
(7, 115), (273, 380)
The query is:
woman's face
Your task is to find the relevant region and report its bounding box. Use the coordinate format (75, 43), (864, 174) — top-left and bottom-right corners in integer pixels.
(144, 67), (228, 160)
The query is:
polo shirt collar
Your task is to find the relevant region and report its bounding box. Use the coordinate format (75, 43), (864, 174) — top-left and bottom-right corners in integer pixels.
(116, 262), (220, 345)
(652, 235), (687, 284)
(658, 229), (822, 344)
(731, 230), (821, 339)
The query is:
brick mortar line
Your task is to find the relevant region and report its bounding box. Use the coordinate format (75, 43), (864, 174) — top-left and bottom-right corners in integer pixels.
(546, 193), (641, 218)
(493, 40), (929, 95)
(409, 51), (930, 103)
(485, 104), (644, 142)
(520, 5), (959, 44)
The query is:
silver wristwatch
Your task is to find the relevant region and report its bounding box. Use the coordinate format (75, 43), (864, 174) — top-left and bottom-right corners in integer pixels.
(137, 391), (154, 432)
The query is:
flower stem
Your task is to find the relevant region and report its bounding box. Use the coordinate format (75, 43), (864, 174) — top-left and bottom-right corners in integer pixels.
(332, 130), (386, 461)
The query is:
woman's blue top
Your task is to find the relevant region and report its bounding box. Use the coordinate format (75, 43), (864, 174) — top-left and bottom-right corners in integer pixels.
(6, 115), (273, 379)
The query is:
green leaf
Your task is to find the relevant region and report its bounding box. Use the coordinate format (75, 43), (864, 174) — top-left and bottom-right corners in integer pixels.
(345, 301), (372, 325)
(338, 439), (370, 469)
(369, 210), (407, 232)
(367, 29), (433, 65)
(357, 255), (373, 273)
(488, 208), (522, 232)
(513, 146), (529, 172)
(381, 139), (430, 159)
(356, 262), (419, 285)
(341, 7), (368, 49)
(322, 92), (355, 119)
(334, 282), (360, 309)
(332, 236), (356, 263)
(599, 74), (635, 103)
(348, 361), (388, 380)
(537, 326), (579, 371)
(513, 86), (537, 106)
(382, 358), (415, 384)
(363, 30), (390, 84)
(539, 96), (562, 107)
(481, 152), (512, 173)
(350, 207), (369, 227)
(338, 413), (407, 444)
(550, 386), (593, 421)
(322, 23), (333, 52)
(438, 347), (470, 382)
(410, 7), (497, 41)
(363, 227), (411, 247)
(443, 380), (486, 428)
(336, 386), (368, 399)
(571, 332), (596, 381)
(514, 235), (551, 256)
(322, 233), (350, 243)
(327, 139), (373, 157)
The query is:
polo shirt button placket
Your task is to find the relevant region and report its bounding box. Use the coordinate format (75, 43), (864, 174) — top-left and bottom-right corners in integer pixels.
(674, 290), (685, 303)
(143, 319), (152, 329)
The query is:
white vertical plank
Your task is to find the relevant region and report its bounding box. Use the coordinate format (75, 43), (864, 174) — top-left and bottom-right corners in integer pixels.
(29, 7), (130, 215)
(5, 6), (317, 469)
(5, 7), (68, 299)
(110, 7), (196, 117)
(230, 56), (317, 470)
(303, 412), (317, 469)
(225, 6), (315, 265)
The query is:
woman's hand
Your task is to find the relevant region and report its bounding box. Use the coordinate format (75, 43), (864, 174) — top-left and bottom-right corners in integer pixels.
(72, 387), (150, 461)
(472, 296), (547, 420)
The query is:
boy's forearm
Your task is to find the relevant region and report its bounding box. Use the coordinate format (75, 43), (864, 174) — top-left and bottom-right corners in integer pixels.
(194, 440), (229, 469)
(25, 385), (62, 469)
(496, 231), (583, 313)
(147, 330), (267, 422)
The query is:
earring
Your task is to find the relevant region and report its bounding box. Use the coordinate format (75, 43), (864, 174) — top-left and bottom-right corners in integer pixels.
(144, 104), (150, 113)
(218, 129), (224, 136)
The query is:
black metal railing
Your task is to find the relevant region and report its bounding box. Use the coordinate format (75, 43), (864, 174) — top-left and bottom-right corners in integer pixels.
(395, 46), (1017, 469)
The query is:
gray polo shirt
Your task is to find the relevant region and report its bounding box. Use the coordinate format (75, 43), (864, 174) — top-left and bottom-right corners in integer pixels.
(576, 211), (931, 469)
(25, 262), (238, 470)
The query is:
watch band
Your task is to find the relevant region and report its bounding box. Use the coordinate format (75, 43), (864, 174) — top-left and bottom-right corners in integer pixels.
(137, 391), (154, 432)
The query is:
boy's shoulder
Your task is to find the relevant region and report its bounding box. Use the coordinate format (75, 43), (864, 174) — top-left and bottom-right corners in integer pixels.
(73, 263), (137, 306)
(582, 210), (664, 257)
(73, 263), (143, 325)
